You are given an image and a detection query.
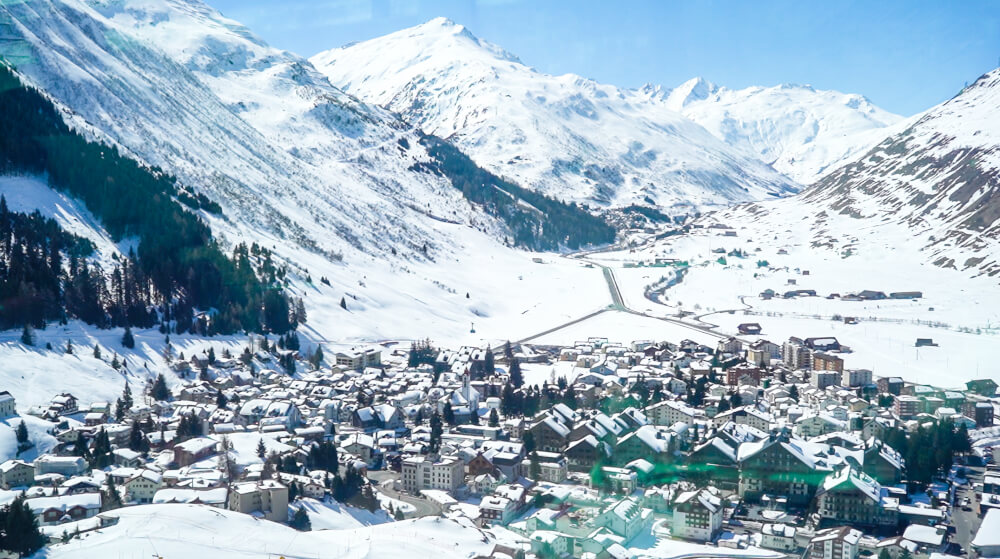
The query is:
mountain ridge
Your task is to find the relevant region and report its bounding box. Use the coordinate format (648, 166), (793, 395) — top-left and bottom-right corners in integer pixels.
(312, 18), (800, 213)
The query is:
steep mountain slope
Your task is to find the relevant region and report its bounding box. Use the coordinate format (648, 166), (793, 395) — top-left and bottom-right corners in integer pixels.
(0, 0), (474, 257)
(312, 18), (798, 212)
(642, 78), (904, 185)
(709, 67), (1000, 278)
(0, 0), (613, 343)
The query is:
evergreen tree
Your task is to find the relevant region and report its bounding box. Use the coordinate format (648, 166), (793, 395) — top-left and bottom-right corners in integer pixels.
(121, 326), (135, 348)
(151, 374), (170, 401)
(93, 343), (101, 359)
(14, 421), (28, 445)
(121, 382), (133, 410)
(340, 297), (347, 310)
(128, 420), (149, 453)
(310, 345), (324, 370)
(529, 451), (541, 480)
(488, 408), (500, 427)
(429, 412), (443, 453)
(522, 431), (536, 454)
(207, 347), (216, 364)
(19, 324), (32, 346)
(484, 346), (495, 375)
(394, 507), (405, 521)
(65, 339), (73, 354)
(730, 393), (743, 408)
(443, 401), (455, 426)
(216, 390), (228, 409)
(508, 358), (523, 388)
(290, 507), (311, 531)
(0, 495), (44, 556)
(257, 438), (267, 461)
(105, 475), (122, 509)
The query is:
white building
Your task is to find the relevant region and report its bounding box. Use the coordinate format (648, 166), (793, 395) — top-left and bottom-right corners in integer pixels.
(401, 455), (464, 494)
(335, 347), (382, 370)
(671, 488), (722, 542)
(841, 369), (873, 388)
(229, 480), (288, 523)
(34, 455), (87, 477)
(0, 391), (15, 417)
(0, 459), (34, 489)
(811, 370), (840, 390)
(810, 526), (862, 559)
(974, 508), (1000, 558)
(762, 523), (797, 551)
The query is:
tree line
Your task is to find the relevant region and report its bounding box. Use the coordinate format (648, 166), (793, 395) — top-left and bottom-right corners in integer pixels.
(0, 63), (292, 334)
(415, 134), (616, 250)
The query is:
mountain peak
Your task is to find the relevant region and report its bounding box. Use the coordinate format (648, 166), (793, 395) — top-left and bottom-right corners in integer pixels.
(663, 77), (719, 111)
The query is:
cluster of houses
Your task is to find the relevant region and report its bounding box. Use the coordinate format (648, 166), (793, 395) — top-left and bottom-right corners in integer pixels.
(0, 331), (997, 559)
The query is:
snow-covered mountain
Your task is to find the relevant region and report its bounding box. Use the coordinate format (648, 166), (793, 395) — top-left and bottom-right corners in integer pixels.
(642, 78), (905, 185)
(0, 0), (481, 257)
(311, 17), (798, 212)
(709, 67), (1000, 278)
(0, 0), (610, 343)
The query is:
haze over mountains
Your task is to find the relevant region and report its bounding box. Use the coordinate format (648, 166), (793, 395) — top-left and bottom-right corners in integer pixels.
(645, 77), (905, 185)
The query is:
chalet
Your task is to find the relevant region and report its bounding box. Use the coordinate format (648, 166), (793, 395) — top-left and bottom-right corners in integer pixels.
(967, 379), (998, 397)
(594, 496), (648, 542)
(173, 437), (218, 467)
(815, 466), (897, 528)
(687, 438), (739, 485)
(527, 414), (571, 452)
(480, 495), (517, 525)
(862, 440), (904, 485)
(340, 433), (377, 464)
(737, 323), (762, 335)
(351, 404), (404, 432)
(467, 452), (497, 477)
(153, 487), (227, 508)
(614, 426), (672, 466)
(738, 433), (829, 507)
(564, 435), (609, 473)
(26, 493), (102, 525)
(123, 470), (163, 504)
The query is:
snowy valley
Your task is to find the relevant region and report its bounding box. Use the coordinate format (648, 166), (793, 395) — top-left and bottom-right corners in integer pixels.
(0, 1), (996, 559)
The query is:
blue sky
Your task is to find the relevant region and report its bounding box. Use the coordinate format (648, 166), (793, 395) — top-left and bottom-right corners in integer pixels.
(208, 0), (1000, 116)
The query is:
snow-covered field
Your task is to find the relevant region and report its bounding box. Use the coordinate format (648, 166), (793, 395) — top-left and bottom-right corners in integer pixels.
(289, 497), (392, 530)
(586, 207), (1000, 387)
(37, 504), (492, 559)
